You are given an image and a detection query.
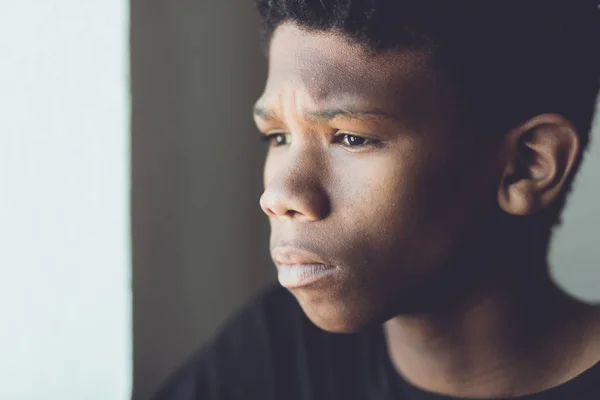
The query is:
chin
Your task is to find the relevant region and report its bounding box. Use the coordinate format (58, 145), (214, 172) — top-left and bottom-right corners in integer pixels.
(290, 288), (379, 333)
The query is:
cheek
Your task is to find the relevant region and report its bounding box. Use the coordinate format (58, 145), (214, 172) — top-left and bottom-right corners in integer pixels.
(329, 151), (419, 237)
(328, 146), (487, 266)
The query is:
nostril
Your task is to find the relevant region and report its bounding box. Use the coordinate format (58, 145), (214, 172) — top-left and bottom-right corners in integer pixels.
(285, 210), (297, 219)
(261, 200), (299, 220)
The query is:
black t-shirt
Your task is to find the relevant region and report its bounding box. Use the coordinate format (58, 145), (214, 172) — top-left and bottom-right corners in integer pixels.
(152, 284), (600, 400)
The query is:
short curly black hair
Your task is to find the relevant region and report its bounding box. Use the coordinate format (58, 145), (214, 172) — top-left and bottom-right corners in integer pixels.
(254, 0), (600, 227)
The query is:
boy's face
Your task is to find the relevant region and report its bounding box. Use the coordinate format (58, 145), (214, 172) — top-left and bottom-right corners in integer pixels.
(255, 23), (504, 332)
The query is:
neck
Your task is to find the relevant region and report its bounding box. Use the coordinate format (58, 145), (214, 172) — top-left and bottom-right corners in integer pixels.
(384, 242), (600, 398)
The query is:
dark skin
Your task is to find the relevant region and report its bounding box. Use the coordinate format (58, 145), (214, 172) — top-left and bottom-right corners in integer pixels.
(254, 23), (600, 398)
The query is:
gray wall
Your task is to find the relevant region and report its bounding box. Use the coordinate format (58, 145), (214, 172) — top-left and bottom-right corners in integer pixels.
(131, 2), (600, 398)
(550, 101), (600, 304)
(131, 2), (272, 399)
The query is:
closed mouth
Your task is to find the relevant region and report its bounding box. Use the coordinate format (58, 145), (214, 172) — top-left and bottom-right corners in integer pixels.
(276, 263), (336, 288)
(271, 247), (338, 288)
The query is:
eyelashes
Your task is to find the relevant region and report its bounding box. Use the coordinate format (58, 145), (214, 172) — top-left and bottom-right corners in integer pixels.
(261, 132), (380, 149)
(261, 132), (290, 147)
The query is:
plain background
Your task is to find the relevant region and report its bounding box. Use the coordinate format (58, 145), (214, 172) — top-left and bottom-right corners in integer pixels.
(131, 2), (271, 399)
(0, 1), (131, 399)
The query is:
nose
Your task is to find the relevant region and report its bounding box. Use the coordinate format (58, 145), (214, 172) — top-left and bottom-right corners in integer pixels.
(260, 163), (330, 222)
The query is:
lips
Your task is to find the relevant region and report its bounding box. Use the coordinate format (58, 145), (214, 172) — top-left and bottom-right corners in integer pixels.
(272, 247), (333, 267)
(271, 247), (337, 288)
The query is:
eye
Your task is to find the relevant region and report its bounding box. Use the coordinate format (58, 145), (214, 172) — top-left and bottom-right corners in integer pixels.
(262, 132), (290, 147)
(335, 133), (376, 147)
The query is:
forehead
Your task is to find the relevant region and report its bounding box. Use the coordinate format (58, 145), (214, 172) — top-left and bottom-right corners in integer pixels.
(262, 23), (439, 110)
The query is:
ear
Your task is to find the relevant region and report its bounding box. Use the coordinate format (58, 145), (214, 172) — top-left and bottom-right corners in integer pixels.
(498, 114), (580, 216)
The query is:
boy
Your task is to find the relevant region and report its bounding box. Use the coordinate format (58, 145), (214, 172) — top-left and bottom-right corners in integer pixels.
(155, 2), (600, 399)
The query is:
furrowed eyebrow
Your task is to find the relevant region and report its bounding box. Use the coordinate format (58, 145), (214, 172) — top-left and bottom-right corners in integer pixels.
(305, 108), (396, 122)
(253, 105), (397, 123)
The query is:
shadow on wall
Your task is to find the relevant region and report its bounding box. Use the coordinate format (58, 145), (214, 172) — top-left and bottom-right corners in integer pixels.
(131, 1), (271, 399)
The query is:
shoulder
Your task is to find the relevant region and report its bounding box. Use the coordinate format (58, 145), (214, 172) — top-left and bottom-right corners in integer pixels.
(151, 284), (317, 400)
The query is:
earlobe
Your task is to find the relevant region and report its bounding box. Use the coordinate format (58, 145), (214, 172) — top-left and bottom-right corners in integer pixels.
(498, 180), (537, 216)
(497, 114), (580, 217)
